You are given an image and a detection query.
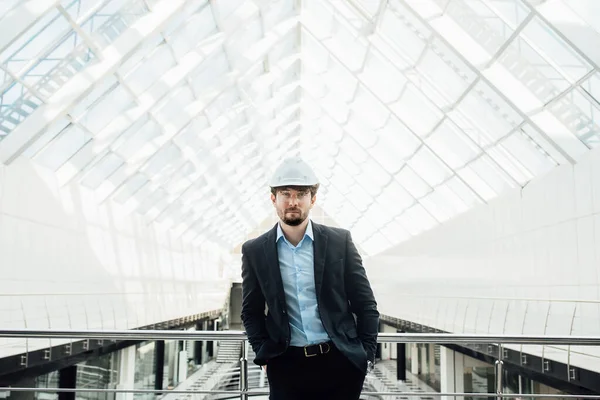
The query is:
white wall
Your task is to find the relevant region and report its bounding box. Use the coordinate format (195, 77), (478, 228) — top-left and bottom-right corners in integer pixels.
(367, 146), (600, 373)
(0, 158), (231, 358)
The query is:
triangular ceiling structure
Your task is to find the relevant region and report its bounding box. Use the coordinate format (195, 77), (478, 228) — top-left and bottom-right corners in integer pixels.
(1, 0), (599, 255)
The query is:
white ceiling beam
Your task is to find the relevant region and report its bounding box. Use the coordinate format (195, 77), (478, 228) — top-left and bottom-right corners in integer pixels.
(0, 0), (189, 165)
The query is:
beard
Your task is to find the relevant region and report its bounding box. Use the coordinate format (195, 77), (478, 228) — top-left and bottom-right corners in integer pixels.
(280, 208), (307, 226)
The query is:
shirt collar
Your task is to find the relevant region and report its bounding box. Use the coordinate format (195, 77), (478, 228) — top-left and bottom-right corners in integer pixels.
(276, 219), (314, 243)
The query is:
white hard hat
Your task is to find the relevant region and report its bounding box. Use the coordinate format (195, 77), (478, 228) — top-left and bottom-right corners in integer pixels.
(269, 157), (319, 187)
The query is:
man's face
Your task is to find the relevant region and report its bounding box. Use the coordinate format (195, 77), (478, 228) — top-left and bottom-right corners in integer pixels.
(271, 187), (315, 226)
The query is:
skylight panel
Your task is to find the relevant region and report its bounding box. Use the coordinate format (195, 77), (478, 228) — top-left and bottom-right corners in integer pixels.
(376, 116), (421, 161)
(389, 83), (444, 136)
(453, 81), (523, 145)
(359, 48), (408, 104)
(485, 0), (530, 28)
(469, 155), (515, 195)
(344, 118), (377, 149)
(529, 110), (591, 158)
(336, 152), (361, 176)
(168, 5), (217, 59)
(113, 173), (148, 204)
(426, 118), (481, 169)
(35, 123), (91, 171)
(456, 164), (497, 201)
(521, 16), (592, 82)
(321, 19), (367, 71)
(380, 3), (431, 64)
(369, 135), (406, 175)
(348, 184), (373, 213)
(408, 146), (453, 187)
(582, 72), (600, 103)
(78, 84), (135, 133)
(379, 220), (412, 245)
(487, 138), (535, 185)
(397, 203), (438, 236)
(125, 44), (176, 95)
(302, 0), (335, 40)
(445, 176), (482, 208)
(352, 217), (379, 243)
(396, 165), (431, 199)
(152, 85), (195, 129)
(359, 160), (391, 190)
(335, 203), (361, 225)
(81, 151), (124, 190)
(420, 188), (460, 222)
(547, 89), (600, 148)
(416, 39), (477, 107)
(351, 87), (390, 129)
(1, 9), (67, 75)
(377, 179), (415, 212)
(361, 232), (393, 256)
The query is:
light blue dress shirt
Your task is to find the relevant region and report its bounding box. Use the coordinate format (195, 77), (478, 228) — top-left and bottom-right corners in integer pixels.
(276, 220), (330, 346)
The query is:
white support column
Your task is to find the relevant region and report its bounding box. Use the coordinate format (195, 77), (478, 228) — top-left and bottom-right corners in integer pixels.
(420, 345), (429, 375)
(380, 324), (397, 360)
(202, 320), (209, 364)
(116, 345), (136, 400)
(177, 350), (188, 382)
(428, 344), (436, 376)
(441, 346), (465, 400)
(411, 344), (419, 375)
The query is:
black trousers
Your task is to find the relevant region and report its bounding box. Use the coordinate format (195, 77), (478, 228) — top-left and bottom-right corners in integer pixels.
(266, 343), (366, 400)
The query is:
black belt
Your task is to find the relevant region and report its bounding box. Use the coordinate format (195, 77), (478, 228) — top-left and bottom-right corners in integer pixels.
(287, 341), (334, 358)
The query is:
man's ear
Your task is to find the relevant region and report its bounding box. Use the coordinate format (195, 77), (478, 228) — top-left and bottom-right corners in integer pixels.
(310, 195), (316, 208)
(271, 193), (276, 206)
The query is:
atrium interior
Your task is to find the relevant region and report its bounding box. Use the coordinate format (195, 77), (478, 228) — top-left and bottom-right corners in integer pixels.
(1, 0), (600, 398)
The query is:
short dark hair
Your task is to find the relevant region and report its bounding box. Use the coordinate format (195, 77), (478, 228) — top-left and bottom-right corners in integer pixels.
(270, 184), (320, 198)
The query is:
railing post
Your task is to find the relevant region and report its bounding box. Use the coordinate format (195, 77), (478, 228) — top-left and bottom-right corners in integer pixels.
(495, 344), (504, 400)
(240, 339), (248, 400)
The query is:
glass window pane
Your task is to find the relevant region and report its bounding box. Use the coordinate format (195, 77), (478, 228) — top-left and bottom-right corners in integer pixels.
(35, 124), (91, 171)
(81, 151), (124, 189)
(396, 165), (431, 199)
(581, 72), (600, 104)
(390, 83), (444, 136)
(380, 3), (431, 64)
(416, 39), (477, 107)
(547, 88), (600, 148)
(377, 179), (415, 213)
(457, 164), (497, 200)
(452, 81), (523, 145)
(446, 176), (482, 208)
(426, 119), (481, 169)
(397, 203), (438, 235)
(359, 48), (408, 104)
(408, 146), (453, 187)
(521, 16), (592, 82)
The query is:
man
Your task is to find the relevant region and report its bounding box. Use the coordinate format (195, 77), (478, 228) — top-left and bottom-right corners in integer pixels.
(240, 157), (380, 399)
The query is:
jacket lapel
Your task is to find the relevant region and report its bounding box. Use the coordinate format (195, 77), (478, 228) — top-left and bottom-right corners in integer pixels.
(312, 222), (328, 300)
(263, 224), (286, 301)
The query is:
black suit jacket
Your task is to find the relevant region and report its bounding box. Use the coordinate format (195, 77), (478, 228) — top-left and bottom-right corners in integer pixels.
(240, 222), (379, 373)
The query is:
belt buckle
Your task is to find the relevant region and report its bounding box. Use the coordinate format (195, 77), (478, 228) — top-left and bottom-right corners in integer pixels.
(303, 342), (331, 357)
(304, 345), (317, 357)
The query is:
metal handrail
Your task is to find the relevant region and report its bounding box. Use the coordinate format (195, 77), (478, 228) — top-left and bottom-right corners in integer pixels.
(2, 328), (600, 344)
(1, 329), (599, 399)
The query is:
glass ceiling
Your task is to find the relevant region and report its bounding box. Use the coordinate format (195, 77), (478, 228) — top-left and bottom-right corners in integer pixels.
(1, 0), (599, 256)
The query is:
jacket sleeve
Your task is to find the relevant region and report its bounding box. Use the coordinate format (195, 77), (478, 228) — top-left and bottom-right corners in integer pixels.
(344, 231), (380, 363)
(240, 242), (269, 355)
